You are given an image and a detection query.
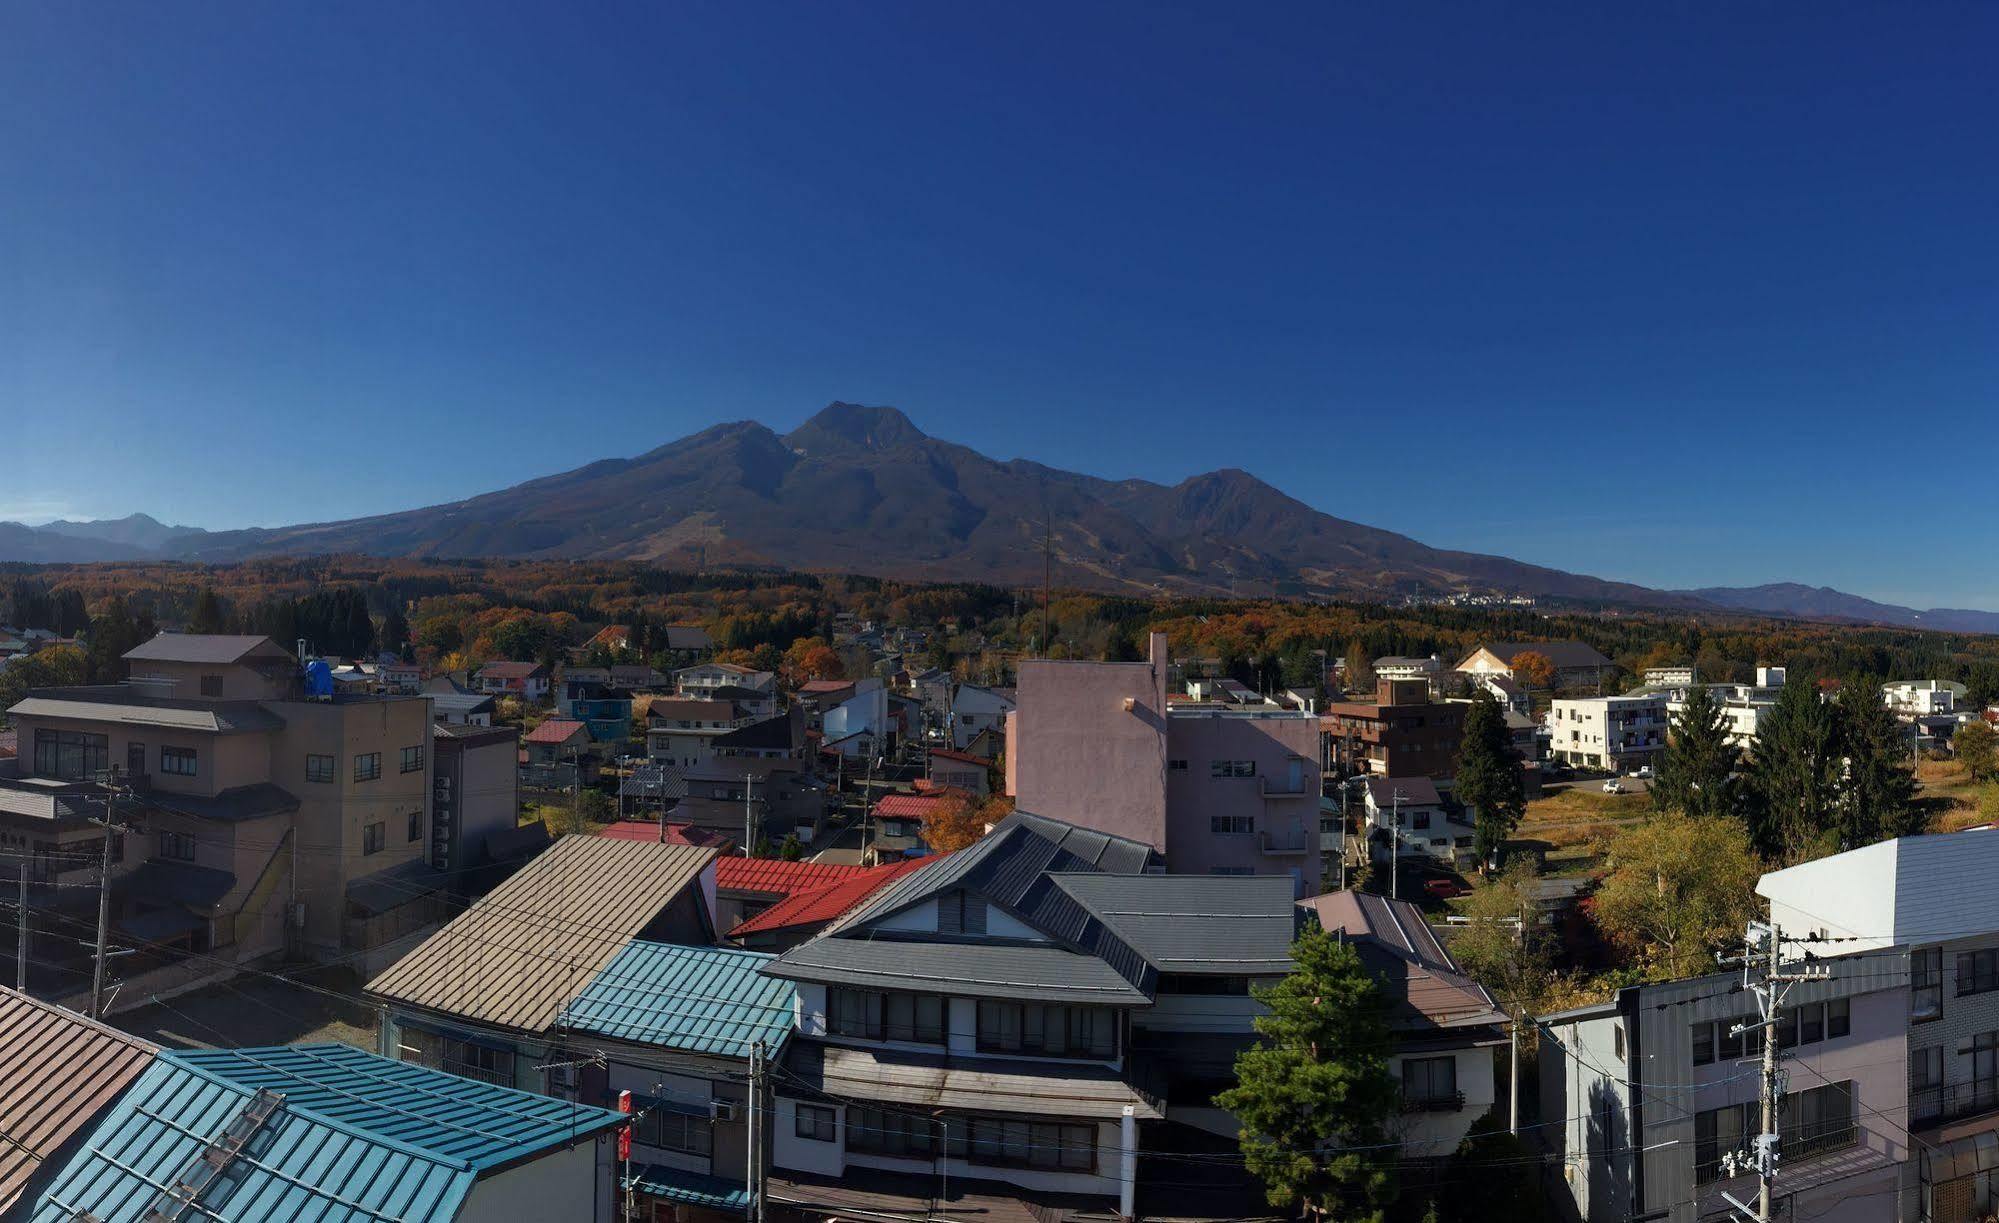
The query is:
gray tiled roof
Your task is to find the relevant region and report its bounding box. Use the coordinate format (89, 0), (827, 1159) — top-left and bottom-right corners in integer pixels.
(123, 634), (287, 665)
(141, 782), (299, 824)
(7, 694), (284, 734)
(785, 1041), (1162, 1120)
(1049, 874), (1300, 975)
(767, 938), (1151, 1005)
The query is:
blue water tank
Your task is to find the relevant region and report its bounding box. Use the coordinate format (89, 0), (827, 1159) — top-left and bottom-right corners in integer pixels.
(304, 659), (334, 699)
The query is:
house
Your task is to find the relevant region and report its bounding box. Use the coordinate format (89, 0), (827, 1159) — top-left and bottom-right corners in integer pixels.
(673, 763), (828, 848)
(727, 857), (933, 952)
(557, 941), (795, 1219)
(1538, 946), (1908, 1223)
(430, 689), (497, 725)
(1320, 678), (1468, 780)
(1361, 776), (1473, 868)
(474, 660), (551, 703)
(644, 697), (750, 770)
(1547, 693), (1668, 772)
(662, 623), (715, 662)
(949, 684), (1015, 751)
(1456, 641), (1615, 691)
(1473, 672), (1530, 716)
(762, 811), (1300, 1221)
(1374, 654), (1443, 686)
(676, 663), (776, 700)
(565, 662), (672, 692)
(366, 836), (719, 1109)
(521, 718), (597, 788)
(376, 656), (423, 694)
(708, 682), (778, 720)
(0, 987), (158, 1214)
(1884, 679), (1966, 718)
(1008, 633), (1320, 892)
(29, 1042), (625, 1223)
(713, 856), (872, 933)
(597, 818), (735, 851)
(555, 670), (636, 746)
(1303, 891), (1508, 1159)
(866, 789), (967, 863)
(428, 721), (519, 884)
(0, 633), (444, 991)
(926, 746), (992, 796)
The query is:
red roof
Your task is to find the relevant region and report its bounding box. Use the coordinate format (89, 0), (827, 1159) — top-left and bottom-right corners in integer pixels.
(927, 747), (990, 767)
(587, 625), (632, 648)
(796, 679), (853, 694)
(728, 856), (937, 939)
(872, 790), (968, 821)
(598, 821), (735, 848)
(524, 718), (589, 744)
(715, 857), (871, 897)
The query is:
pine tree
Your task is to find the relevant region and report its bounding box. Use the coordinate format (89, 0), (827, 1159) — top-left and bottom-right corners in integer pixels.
(188, 587), (226, 635)
(1743, 679), (1842, 861)
(1651, 684), (1741, 822)
(1834, 688), (1922, 846)
(1455, 689), (1525, 868)
(382, 604), (411, 659)
(1215, 926), (1397, 1221)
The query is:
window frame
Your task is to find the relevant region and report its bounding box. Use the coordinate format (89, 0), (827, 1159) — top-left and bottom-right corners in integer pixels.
(159, 746), (198, 778)
(1209, 814), (1255, 835)
(306, 754), (336, 784)
(400, 745), (426, 774)
(1209, 759), (1257, 779)
(353, 752), (382, 782)
(794, 1103), (836, 1142)
(1400, 1055), (1458, 1107)
(1958, 949), (1999, 997)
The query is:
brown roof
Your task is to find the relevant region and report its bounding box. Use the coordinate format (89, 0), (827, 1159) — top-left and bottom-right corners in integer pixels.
(1300, 891), (1507, 1034)
(0, 987), (157, 1211)
(1462, 641), (1613, 670)
(524, 718), (590, 745)
(365, 836), (719, 1033)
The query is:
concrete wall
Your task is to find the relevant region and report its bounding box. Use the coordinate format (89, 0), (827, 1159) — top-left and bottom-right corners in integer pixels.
(1388, 1042), (1499, 1153)
(1007, 634), (1169, 848)
(1164, 710), (1320, 890)
(461, 1133), (611, 1223)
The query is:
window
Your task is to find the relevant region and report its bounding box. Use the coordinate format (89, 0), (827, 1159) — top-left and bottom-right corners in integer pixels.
(1158, 974), (1252, 996)
(363, 822), (385, 854)
(937, 892), (987, 936)
(1781, 1081), (1856, 1162)
(1970, 1031), (1999, 1086)
(1911, 1045), (1945, 1125)
(846, 1106), (959, 1159)
(1210, 814), (1254, 835)
(1826, 997), (1850, 1039)
(827, 989), (944, 1044)
(1960, 950), (1999, 996)
(1401, 1056), (1458, 1109)
(407, 811), (422, 843)
(976, 1002), (1116, 1058)
(1210, 760), (1256, 778)
(795, 1104), (836, 1142)
(1695, 1102), (1751, 1183)
(400, 745), (425, 774)
(199, 674), (223, 698)
(1613, 1025), (1625, 1061)
(306, 754), (336, 783)
(1167, 759), (1188, 772)
(968, 1116), (1094, 1171)
(353, 752), (381, 782)
(1413, 810), (1431, 830)
(1693, 1021), (1715, 1066)
(159, 746), (197, 777)
(33, 730), (108, 781)
(437, 1036), (512, 1086)
(1914, 948), (1943, 1020)
(632, 1102), (712, 1156)
(159, 831), (198, 862)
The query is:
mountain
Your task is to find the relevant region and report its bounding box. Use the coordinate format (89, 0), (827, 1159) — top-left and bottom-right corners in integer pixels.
(159, 402), (1700, 608)
(0, 521), (141, 564)
(1686, 584), (1999, 635)
(35, 513), (209, 553)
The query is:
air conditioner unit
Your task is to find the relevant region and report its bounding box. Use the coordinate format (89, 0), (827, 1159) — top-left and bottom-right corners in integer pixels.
(709, 1100), (738, 1123)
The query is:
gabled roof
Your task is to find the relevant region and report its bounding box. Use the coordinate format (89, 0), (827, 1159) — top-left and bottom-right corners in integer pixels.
(123, 633), (288, 665)
(663, 624), (713, 650)
(786, 1042), (1161, 1121)
(559, 942), (796, 1059)
(712, 712), (798, 752)
(728, 857), (933, 939)
(7, 694), (283, 734)
(0, 988), (157, 1213)
(1300, 891), (1506, 1033)
(1049, 874), (1300, 976)
(429, 691), (497, 715)
(871, 791), (965, 821)
(716, 856), (870, 897)
(796, 679), (855, 695)
(524, 717), (590, 744)
(1363, 776), (1443, 808)
(1464, 641), (1613, 670)
(926, 747), (990, 767)
(366, 836), (719, 1033)
(478, 660), (548, 680)
(599, 819), (734, 848)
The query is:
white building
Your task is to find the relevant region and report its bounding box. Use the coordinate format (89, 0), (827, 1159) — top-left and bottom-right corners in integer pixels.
(1883, 679), (1964, 718)
(1361, 776), (1472, 867)
(1642, 665), (1697, 688)
(1665, 666), (1787, 752)
(1374, 655), (1442, 685)
(1547, 692), (1668, 771)
(949, 683), (1015, 751)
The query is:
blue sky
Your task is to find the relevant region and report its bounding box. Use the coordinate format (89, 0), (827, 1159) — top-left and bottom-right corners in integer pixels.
(4, 3), (1994, 607)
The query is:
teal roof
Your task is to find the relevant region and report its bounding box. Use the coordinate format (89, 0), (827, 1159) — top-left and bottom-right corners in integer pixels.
(623, 1163), (752, 1213)
(559, 941), (796, 1059)
(32, 1045), (623, 1223)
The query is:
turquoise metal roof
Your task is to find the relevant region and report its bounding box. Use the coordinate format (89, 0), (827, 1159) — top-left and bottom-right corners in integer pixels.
(31, 1046), (624, 1223)
(623, 1163), (752, 1213)
(559, 941), (796, 1059)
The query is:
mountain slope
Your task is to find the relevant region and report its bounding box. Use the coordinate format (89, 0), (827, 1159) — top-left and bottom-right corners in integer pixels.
(1687, 584), (1999, 635)
(36, 513), (208, 553)
(157, 403), (1695, 607)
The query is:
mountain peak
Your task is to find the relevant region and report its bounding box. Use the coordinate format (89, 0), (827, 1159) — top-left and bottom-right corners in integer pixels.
(784, 402), (928, 453)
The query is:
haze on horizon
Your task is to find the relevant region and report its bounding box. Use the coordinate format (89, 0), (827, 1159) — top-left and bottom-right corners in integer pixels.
(5, 4), (1995, 608)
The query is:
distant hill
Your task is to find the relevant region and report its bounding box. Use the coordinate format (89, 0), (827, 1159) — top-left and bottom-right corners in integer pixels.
(35, 513), (209, 554)
(1685, 584), (1999, 635)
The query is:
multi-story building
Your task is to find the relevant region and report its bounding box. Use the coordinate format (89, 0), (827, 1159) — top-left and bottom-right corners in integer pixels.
(949, 683), (1015, 751)
(1665, 666), (1787, 752)
(674, 663), (776, 702)
(427, 721), (518, 886)
(1360, 776), (1474, 868)
(1007, 633), (1320, 892)
(1760, 831), (1999, 1221)
(1547, 692), (1668, 772)
(644, 697), (750, 769)
(0, 633), (442, 987)
(763, 811), (1300, 1221)
(1320, 679), (1468, 780)
(1883, 679), (1965, 718)
(1373, 655), (1443, 686)
(1644, 664), (1698, 688)
(1456, 641), (1615, 692)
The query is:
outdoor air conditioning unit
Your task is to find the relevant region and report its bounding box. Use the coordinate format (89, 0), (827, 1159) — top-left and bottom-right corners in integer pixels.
(709, 1100), (738, 1123)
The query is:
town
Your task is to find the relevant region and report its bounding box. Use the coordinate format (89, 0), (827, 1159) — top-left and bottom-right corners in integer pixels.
(0, 569), (1994, 1223)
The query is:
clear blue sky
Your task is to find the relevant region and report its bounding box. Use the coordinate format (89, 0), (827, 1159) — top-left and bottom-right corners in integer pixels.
(5, 3), (1994, 607)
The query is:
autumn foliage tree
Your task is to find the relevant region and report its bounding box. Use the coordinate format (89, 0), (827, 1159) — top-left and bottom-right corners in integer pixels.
(920, 793), (1011, 853)
(1508, 649), (1557, 692)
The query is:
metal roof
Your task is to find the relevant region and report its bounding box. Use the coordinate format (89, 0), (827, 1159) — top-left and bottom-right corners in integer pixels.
(559, 942), (796, 1059)
(0, 988), (157, 1214)
(728, 857), (932, 939)
(117, 859), (236, 910)
(624, 1163), (751, 1213)
(365, 836), (719, 1033)
(523, 718), (589, 744)
(1049, 874), (1300, 975)
(715, 857), (868, 897)
(769, 936), (1152, 1005)
(6, 694), (284, 734)
(140, 781), (300, 823)
(785, 1042), (1161, 1120)
(1301, 891), (1507, 1032)
(122, 633), (287, 665)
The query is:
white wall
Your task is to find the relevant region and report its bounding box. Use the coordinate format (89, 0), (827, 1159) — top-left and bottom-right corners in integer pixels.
(460, 1134), (610, 1223)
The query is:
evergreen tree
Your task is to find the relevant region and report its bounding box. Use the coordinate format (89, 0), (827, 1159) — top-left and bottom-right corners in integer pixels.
(1455, 689), (1525, 868)
(1215, 926), (1397, 1221)
(1834, 688), (1922, 846)
(381, 603), (411, 659)
(84, 596), (145, 683)
(1742, 679), (1842, 861)
(1651, 684), (1741, 822)
(188, 587), (226, 635)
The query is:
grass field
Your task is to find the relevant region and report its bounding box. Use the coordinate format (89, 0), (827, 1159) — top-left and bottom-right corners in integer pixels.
(1916, 757), (1990, 832)
(1513, 783), (1652, 875)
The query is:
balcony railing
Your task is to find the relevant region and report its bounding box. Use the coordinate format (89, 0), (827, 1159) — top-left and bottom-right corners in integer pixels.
(1910, 1079), (1999, 1128)
(1400, 1091), (1465, 1114)
(1259, 827), (1313, 855)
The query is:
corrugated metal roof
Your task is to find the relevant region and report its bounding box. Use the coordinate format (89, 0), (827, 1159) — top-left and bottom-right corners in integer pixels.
(728, 858), (932, 939)
(5, 695), (284, 734)
(0, 989), (157, 1213)
(365, 836), (719, 1033)
(769, 937), (1152, 1005)
(785, 1042), (1161, 1120)
(1301, 891), (1507, 1032)
(123, 633), (285, 664)
(624, 1164), (751, 1212)
(715, 857), (868, 897)
(559, 942), (796, 1058)
(523, 718), (589, 744)
(169, 1044), (623, 1170)
(1049, 874), (1300, 974)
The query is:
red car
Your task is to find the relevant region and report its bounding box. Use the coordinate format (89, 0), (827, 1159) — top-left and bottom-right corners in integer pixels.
(1422, 878), (1469, 900)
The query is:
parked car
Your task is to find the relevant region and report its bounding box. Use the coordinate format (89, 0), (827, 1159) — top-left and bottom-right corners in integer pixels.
(1601, 779), (1624, 794)
(1423, 877), (1470, 900)
(1634, 765), (1654, 779)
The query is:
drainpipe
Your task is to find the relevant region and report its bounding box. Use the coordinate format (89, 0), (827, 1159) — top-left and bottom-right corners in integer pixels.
(1119, 1105), (1136, 1220)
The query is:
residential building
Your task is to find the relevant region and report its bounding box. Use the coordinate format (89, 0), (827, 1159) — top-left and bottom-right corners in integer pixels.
(1321, 678), (1468, 780)
(1473, 672), (1529, 716)
(1361, 776), (1473, 868)
(0, 633), (443, 989)
(474, 660), (551, 703)
(1644, 665), (1698, 688)
(645, 697), (750, 769)
(1547, 692), (1668, 771)
(1760, 831), (1999, 1219)
(1304, 891), (1508, 1158)
(1884, 679), (1965, 718)
(713, 856), (872, 933)
(763, 811), (1299, 1221)
(866, 789), (966, 864)
(429, 690), (497, 725)
(661, 622), (716, 662)
(520, 717), (597, 790)
(1665, 666), (1788, 752)
(949, 683), (1015, 751)
(0, 987), (157, 1214)
(726, 857), (932, 952)
(925, 746), (991, 796)
(673, 764), (828, 848)
(1374, 654), (1443, 686)
(1007, 633), (1321, 892)
(707, 683), (778, 721)
(676, 663), (776, 701)
(557, 941), (796, 1219)
(29, 1043), (625, 1223)
(1456, 641), (1615, 691)
(1538, 946), (1909, 1223)
(428, 721), (519, 884)
(556, 671), (636, 746)
(564, 662), (671, 692)
(366, 837), (718, 1116)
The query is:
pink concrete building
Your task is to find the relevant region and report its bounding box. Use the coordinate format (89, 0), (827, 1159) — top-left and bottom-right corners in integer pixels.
(1007, 633), (1321, 893)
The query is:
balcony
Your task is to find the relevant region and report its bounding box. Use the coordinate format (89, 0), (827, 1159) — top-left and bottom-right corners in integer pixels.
(1400, 1091), (1465, 1114)
(1910, 1079), (1999, 1129)
(1259, 826), (1313, 856)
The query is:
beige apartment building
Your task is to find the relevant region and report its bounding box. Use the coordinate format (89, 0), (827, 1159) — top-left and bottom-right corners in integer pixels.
(0, 634), (448, 1001)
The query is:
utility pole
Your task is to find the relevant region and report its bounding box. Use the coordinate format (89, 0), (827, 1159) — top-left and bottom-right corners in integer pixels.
(89, 769), (132, 1020)
(1389, 788), (1406, 902)
(743, 775), (755, 857)
(15, 862), (26, 993)
(746, 1039), (764, 1223)
(1715, 919), (1828, 1223)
